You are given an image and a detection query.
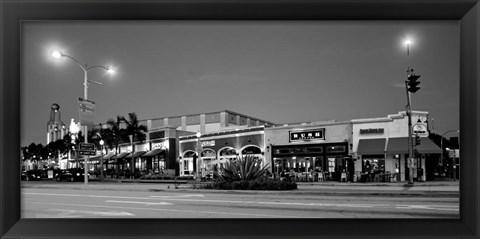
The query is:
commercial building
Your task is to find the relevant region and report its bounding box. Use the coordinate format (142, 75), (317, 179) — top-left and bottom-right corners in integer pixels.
(352, 111), (442, 182)
(113, 110), (274, 176)
(52, 107), (443, 182)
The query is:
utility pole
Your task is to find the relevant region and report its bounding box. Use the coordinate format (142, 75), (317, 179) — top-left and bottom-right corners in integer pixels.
(404, 39), (421, 185)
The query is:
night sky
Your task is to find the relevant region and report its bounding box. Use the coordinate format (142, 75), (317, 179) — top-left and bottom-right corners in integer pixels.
(21, 21), (459, 146)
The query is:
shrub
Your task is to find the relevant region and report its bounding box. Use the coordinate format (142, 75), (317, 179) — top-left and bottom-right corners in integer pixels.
(202, 177), (297, 191)
(214, 155), (269, 182)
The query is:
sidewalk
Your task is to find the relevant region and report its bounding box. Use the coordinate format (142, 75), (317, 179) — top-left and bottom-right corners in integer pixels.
(22, 179), (459, 197)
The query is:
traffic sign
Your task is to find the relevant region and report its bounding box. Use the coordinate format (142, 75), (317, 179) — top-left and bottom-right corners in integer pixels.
(79, 143), (95, 151)
(449, 150), (456, 158)
(79, 150), (96, 156)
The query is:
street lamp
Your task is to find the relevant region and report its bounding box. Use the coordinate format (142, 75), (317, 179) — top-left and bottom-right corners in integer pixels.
(403, 39), (415, 185)
(52, 50), (114, 185)
(196, 131), (201, 179)
(440, 129), (459, 180)
(99, 139), (105, 181)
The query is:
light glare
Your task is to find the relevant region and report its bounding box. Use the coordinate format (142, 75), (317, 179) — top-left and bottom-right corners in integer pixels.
(51, 51), (62, 58)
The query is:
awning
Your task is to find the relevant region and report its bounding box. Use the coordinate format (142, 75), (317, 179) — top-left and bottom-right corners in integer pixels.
(125, 151), (146, 159)
(142, 149), (165, 157)
(102, 152), (116, 161)
(357, 138), (386, 155)
(386, 137), (409, 154)
(416, 138), (442, 154)
(386, 137), (442, 154)
(115, 152), (130, 160)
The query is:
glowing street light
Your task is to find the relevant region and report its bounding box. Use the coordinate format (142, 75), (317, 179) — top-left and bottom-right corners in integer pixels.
(195, 131), (202, 180)
(404, 39), (412, 56)
(52, 50), (115, 184)
(99, 139), (105, 181)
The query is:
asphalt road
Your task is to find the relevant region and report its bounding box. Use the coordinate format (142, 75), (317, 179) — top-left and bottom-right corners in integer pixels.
(22, 182), (459, 219)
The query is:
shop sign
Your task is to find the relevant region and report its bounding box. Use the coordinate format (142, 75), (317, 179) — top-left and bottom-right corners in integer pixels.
(200, 140), (215, 147)
(413, 124), (428, 136)
(289, 129), (325, 142)
(153, 142), (165, 149)
(359, 128), (384, 134)
(449, 150), (456, 158)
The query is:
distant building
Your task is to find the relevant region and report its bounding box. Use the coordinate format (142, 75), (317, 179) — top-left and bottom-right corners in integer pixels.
(46, 103), (67, 144)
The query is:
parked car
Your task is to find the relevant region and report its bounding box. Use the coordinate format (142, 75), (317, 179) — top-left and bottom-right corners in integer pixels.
(55, 168), (88, 182)
(21, 169), (43, 181)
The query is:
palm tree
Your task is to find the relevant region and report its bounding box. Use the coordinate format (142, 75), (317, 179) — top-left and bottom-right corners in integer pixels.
(120, 112), (147, 173)
(106, 116), (127, 175)
(89, 124), (116, 181)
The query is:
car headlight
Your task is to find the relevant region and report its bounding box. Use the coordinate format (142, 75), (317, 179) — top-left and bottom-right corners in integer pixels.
(76, 173), (80, 176)
(32, 174), (35, 177)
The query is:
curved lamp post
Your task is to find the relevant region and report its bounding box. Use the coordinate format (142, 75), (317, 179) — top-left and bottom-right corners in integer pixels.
(52, 51), (114, 184)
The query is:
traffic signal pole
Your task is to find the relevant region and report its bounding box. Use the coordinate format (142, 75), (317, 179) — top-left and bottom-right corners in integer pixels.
(405, 79), (414, 185)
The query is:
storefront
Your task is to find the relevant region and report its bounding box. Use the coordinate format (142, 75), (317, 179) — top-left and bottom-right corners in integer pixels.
(264, 122), (353, 181)
(115, 127), (179, 176)
(178, 126), (265, 177)
(352, 111), (441, 182)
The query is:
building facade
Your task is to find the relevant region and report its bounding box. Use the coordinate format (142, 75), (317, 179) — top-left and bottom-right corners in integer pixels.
(52, 108), (443, 182)
(352, 111), (441, 182)
(264, 121), (353, 181)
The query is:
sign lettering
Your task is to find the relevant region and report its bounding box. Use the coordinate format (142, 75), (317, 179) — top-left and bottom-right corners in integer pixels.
(289, 129), (325, 142)
(200, 140), (215, 147)
(359, 128), (384, 134)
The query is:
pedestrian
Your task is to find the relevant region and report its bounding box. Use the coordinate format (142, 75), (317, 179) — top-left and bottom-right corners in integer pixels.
(365, 161), (372, 182)
(289, 169), (295, 182)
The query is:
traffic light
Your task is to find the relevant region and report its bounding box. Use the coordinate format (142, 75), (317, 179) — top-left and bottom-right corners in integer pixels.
(415, 135), (421, 145)
(407, 74), (421, 93)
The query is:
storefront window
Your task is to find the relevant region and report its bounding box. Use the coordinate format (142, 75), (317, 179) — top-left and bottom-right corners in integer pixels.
(326, 145), (346, 153)
(362, 155), (385, 173)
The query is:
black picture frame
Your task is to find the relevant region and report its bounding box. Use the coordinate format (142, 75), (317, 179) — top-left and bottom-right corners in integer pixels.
(1, 0), (479, 238)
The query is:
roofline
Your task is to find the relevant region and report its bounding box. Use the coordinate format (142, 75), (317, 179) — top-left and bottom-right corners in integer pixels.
(137, 109), (277, 125)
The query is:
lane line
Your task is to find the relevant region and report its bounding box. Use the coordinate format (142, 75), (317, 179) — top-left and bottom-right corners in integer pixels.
(25, 192), (458, 211)
(25, 201), (305, 218)
(105, 200), (172, 206)
(49, 208), (135, 217)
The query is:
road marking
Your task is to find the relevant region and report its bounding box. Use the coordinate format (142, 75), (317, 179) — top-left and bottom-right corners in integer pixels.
(49, 208), (135, 217)
(149, 194), (205, 198)
(150, 197), (389, 208)
(395, 205), (459, 211)
(25, 201), (303, 218)
(25, 192), (389, 209)
(25, 192), (457, 211)
(105, 200), (172, 206)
